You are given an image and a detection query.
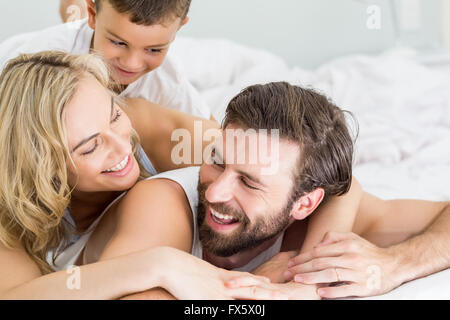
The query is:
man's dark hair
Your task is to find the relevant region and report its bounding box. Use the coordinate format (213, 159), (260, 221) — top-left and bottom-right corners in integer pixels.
(95, 0), (192, 26)
(223, 82), (356, 201)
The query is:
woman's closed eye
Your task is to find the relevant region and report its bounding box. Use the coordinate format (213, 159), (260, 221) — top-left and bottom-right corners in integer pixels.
(82, 141), (98, 156)
(112, 109), (122, 123)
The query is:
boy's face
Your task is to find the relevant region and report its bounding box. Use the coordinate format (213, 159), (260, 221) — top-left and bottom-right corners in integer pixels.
(87, 0), (188, 85)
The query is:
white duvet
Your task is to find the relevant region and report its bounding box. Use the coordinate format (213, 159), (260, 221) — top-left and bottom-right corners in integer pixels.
(172, 37), (450, 299)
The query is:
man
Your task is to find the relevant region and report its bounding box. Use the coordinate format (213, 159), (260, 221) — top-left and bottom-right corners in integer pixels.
(89, 82), (449, 299)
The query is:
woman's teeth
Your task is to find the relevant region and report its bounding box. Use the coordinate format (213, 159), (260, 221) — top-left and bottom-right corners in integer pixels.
(104, 156), (129, 173)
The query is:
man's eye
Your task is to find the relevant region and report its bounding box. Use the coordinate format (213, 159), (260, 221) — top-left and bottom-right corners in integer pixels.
(240, 177), (258, 190)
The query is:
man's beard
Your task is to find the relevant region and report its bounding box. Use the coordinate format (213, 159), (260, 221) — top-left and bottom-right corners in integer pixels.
(196, 182), (295, 257)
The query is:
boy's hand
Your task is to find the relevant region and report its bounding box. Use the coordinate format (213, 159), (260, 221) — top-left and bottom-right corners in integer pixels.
(284, 232), (401, 298)
(251, 251), (298, 283)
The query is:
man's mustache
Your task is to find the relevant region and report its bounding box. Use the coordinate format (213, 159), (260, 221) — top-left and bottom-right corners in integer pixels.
(197, 182), (248, 223)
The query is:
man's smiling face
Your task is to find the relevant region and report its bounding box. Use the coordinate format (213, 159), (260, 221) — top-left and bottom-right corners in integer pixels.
(197, 125), (301, 257)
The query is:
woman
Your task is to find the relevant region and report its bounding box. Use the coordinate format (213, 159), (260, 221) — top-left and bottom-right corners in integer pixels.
(0, 51), (282, 299)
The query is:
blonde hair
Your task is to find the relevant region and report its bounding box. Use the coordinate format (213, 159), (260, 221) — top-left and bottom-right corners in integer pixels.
(0, 51), (149, 274)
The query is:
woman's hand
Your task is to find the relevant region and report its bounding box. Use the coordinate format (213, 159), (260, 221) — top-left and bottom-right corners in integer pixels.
(251, 251), (298, 283)
(284, 232), (401, 298)
(157, 247), (288, 300)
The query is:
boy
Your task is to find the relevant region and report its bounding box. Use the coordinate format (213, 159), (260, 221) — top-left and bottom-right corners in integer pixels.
(0, 0), (211, 119)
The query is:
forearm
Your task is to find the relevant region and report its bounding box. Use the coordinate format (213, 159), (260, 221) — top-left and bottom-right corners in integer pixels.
(302, 177), (362, 253)
(390, 203), (450, 284)
(1, 249), (162, 300)
(121, 288), (176, 300)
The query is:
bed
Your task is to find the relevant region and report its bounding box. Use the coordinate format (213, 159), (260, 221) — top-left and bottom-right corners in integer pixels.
(171, 37), (450, 299)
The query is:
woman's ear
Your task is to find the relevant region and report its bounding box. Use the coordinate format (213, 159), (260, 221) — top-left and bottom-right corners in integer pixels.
(86, 0), (97, 29)
(290, 188), (325, 221)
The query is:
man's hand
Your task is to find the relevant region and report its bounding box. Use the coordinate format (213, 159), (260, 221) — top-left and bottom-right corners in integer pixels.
(284, 232), (403, 298)
(251, 251), (298, 283)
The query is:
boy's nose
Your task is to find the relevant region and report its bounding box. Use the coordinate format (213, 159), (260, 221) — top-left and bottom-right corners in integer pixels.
(120, 52), (144, 72)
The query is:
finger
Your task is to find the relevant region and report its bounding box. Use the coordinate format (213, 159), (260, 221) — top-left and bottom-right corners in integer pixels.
(228, 286), (288, 300)
(288, 241), (349, 267)
(294, 268), (360, 285)
(288, 256), (352, 274)
(225, 275), (270, 289)
(317, 283), (363, 299)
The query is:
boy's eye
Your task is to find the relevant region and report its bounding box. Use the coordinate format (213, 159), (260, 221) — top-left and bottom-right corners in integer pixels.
(110, 39), (126, 47)
(147, 48), (163, 54)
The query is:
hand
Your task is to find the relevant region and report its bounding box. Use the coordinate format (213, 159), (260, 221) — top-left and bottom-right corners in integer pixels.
(284, 232), (402, 298)
(158, 247), (288, 300)
(251, 251), (298, 283)
(226, 280), (320, 300)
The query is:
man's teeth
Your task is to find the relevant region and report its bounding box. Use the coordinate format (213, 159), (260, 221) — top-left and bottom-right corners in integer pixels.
(104, 156), (129, 173)
(210, 208), (235, 222)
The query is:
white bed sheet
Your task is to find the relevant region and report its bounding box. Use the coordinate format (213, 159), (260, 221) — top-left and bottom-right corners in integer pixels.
(172, 37), (450, 299)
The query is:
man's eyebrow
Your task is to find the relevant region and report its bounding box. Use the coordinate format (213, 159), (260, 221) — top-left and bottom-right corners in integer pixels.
(213, 148), (265, 186)
(236, 169), (265, 187)
(106, 29), (170, 48)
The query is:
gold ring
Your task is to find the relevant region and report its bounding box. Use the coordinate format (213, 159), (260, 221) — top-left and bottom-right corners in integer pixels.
(334, 268), (341, 282)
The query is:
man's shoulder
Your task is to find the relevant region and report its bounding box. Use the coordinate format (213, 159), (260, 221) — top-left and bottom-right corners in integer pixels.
(123, 167), (200, 209)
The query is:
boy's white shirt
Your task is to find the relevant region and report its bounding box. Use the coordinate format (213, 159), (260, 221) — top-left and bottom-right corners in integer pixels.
(0, 19), (211, 119)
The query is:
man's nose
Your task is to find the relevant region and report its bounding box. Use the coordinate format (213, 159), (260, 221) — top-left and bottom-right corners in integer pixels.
(205, 172), (234, 204)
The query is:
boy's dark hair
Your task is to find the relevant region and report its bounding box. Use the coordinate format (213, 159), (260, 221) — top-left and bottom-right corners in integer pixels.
(95, 0), (192, 26)
(223, 82), (356, 201)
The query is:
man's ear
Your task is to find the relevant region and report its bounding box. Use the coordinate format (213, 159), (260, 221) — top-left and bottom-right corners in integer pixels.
(290, 188), (325, 221)
(86, 0), (97, 29)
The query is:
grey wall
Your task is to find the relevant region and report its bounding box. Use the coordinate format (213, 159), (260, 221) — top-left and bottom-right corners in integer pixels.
(0, 0), (61, 40)
(0, 0), (443, 69)
(179, 0), (442, 68)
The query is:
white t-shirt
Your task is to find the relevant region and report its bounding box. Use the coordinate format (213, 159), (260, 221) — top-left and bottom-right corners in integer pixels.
(0, 19), (211, 119)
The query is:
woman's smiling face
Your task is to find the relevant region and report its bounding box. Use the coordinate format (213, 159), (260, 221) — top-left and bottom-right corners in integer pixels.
(65, 74), (140, 192)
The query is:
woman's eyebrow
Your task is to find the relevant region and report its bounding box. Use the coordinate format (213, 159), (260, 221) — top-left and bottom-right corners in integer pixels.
(110, 96), (114, 119)
(71, 97), (114, 153)
(71, 133), (100, 153)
